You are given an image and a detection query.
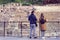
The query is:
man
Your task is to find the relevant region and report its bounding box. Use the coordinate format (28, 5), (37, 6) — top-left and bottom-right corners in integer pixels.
(28, 10), (37, 38)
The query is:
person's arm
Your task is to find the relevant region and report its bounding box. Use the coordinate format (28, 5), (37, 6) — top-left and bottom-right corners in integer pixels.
(28, 16), (30, 21)
(35, 16), (37, 27)
(44, 18), (47, 22)
(34, 15), (37, 21)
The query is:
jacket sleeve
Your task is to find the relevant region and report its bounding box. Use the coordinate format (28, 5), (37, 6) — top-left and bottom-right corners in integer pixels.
(28, 16), (30, 21)
(35, 16), (37, 21)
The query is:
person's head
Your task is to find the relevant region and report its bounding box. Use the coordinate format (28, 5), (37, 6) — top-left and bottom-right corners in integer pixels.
(40, 13), (44, 18)
(31, 10), (34, 14)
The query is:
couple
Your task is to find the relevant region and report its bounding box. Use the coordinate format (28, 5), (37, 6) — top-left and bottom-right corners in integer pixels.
(28, 10), (46, 39)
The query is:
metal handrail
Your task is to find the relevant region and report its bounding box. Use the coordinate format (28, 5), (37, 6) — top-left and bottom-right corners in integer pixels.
(0, 21), (60, 37)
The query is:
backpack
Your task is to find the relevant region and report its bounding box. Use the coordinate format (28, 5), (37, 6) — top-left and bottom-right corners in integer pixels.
(40, 18), (46, 24)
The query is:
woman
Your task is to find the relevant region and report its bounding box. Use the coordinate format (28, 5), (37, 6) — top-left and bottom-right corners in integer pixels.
(39, 13), (46, 39)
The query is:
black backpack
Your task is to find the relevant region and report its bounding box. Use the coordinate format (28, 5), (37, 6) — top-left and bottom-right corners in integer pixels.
(40, 18), (46, 24)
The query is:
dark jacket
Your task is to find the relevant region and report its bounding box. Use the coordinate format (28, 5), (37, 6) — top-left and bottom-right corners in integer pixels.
(28, 13), (37, 24)
(40, 18), (46, 24)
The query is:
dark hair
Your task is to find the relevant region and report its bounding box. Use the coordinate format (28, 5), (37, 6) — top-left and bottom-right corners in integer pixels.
(31, 10), (34, 14)
(40, 13), (44, 19)
(40, 13), (46, 24)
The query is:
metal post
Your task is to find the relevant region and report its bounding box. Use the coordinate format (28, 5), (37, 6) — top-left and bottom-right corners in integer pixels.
(39, 22), (40, 37)
(21, 22), (22, 37)
(4, 21), (6, 37)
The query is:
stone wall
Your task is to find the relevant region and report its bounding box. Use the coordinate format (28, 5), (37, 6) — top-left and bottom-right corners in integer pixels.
(0, 3), (60, 37)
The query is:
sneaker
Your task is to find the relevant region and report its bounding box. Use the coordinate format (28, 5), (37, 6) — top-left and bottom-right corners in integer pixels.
(29, 37), (32, 39)
(42, 37), (45, 40)
(34, 37), (37, 39)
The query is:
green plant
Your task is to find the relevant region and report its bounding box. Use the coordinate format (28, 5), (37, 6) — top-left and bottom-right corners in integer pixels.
(22, 2), (31, 6)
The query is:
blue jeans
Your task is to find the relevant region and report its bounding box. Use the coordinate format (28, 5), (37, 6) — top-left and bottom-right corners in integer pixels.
(30, 24), (36, 37)
(41, 31), (45, 37)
